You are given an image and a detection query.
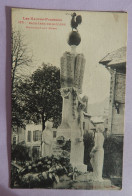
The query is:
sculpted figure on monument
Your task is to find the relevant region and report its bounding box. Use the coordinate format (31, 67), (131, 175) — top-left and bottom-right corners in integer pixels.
(77, 95), (88, 138)
(90, 124), (105, 181)
(42, 121), (53, 157)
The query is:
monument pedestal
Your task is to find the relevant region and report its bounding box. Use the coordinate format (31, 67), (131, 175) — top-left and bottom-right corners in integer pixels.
(75, 173), (112, 189)
(53, 173), (117, 190)
(55, 50), (87, 173)
(70, 138), (87, 173)
(91, 179), (112, 190)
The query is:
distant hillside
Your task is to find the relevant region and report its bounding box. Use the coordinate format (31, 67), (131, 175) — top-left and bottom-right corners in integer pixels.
(88, 97), (109, 116)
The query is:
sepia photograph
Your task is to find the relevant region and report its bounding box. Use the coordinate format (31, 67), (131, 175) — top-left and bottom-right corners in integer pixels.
(11, 8), (127, 190)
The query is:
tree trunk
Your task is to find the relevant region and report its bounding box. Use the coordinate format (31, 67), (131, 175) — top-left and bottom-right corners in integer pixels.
(12, 66), (16, 89)
(41, 113), (45, 156)
(42, 113), (45, 131)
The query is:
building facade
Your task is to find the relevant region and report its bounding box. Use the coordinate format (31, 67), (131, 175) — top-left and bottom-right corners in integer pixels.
(11, 126), (25, 145)
(99, 47), (126, 135)
(25, 123), (42, 159)
(12, 123), (42, 160)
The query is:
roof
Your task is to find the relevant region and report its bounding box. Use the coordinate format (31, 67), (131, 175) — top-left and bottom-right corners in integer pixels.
(99, 47), (126, 68)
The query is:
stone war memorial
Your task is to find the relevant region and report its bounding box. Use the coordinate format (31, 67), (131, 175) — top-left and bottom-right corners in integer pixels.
(11, 9), (127, 190)
(53, 12), (112, 189)
(57, 13), (87, 173)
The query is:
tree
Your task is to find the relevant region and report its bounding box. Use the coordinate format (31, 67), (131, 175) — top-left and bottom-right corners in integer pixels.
(12, 62), (62, 134)
(25, 63), (62, 130)
(12, 78), (31, 128)
(11, 30), (32, 87)
(14, 63), (62, 129)
(11, 30), (33, 128)
(11, 143), (31, 163)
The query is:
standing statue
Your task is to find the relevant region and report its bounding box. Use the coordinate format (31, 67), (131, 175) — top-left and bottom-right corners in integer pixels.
(90, 124), (105, 181)
(42, 121), (53, 157)
(69, 94), (88, 172)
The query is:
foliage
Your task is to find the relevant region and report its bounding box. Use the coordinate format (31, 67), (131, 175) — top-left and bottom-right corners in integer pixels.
(11, 30), (32, 128)
(83, 132), (94, 167)
(24, 63), (62, 130)
(11, 165), (20, 188)
(103, 135), (123, 154)
(56, 136), (65, 145)
(12, 63), (62, 129)
(11, 30), (32, 86)
(103, 135), (123, 178)
(11, 144), (31, 163)
(60, 140), (71, 152)
(12, 154), (74, 188)
(11, 31), (62, 129)
(12, 79), (30, 128)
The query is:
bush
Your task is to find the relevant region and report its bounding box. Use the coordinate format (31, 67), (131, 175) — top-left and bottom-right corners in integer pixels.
(83, 132), (94, 171)
(103, 135), (123, 178)
(11, 154), (75, 188)
(11, 144), (31, 164)
(56, 136), (65, 145)
(61, 140), (71, 152)
(103, 135), (123, 154)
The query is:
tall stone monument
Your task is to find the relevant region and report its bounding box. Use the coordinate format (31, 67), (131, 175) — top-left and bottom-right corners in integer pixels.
(54, 13), (113, 189)
(57, 13), (87, 172)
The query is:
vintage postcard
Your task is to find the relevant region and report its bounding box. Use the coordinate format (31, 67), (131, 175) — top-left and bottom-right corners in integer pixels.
(11, 8), (127, 189)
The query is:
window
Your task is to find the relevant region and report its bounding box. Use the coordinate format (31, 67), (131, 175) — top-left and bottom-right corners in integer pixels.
(13, 136), (17, 145)
(33, 130), (41, 141)
(27, 131), (31, 142)
(53, 131), (57, 138)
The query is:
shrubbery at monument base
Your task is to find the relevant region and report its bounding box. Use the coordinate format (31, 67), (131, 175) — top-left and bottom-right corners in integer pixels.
(11, 153), (83, 188)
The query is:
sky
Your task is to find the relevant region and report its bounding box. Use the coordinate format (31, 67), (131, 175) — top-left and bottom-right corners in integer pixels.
(12, 8), (127, 104)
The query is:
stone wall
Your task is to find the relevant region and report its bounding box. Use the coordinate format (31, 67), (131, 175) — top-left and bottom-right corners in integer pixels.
(112, 104), (125, 135)
(18, 127), (25, 143)
(108, 69), (116, 132)
(108, 70), (126, 135)
(115, 73), (126, 103)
